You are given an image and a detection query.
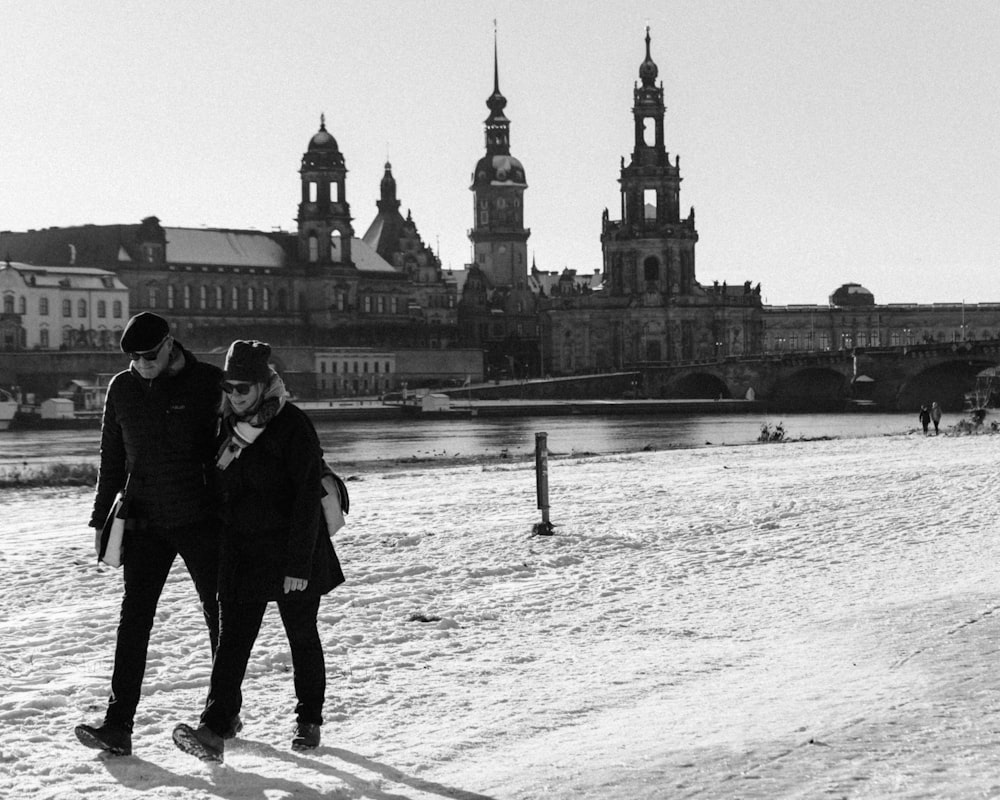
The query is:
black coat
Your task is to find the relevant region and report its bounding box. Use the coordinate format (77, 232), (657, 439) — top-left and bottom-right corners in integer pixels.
(216, 402), (344, 603)
(90, 345), (222, 530)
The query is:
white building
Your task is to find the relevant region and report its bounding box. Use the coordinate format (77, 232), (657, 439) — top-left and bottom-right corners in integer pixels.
(315, 348), (396, 396)
(0, 262), (130, 350)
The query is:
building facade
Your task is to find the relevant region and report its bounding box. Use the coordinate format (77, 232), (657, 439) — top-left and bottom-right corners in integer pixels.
(0, 262), (129, 350)
(540, 29), (764, 375)
(0, 118), (457, 355)
(458, 40), (542, 380)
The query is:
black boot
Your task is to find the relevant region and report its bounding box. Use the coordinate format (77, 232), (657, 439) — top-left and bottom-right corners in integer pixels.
(75, 722), (132, 756)
(172, 723), (224, 763)
(291, 722), (320, 751)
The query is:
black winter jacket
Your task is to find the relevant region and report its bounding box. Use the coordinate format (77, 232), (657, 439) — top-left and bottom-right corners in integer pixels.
(89, 344), (223, 530)
(216, 402), (344, 603)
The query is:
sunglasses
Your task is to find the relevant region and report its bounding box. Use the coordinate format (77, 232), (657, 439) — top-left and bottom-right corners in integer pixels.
(222, 382), (255, 396)
(128, 335), (169, 362)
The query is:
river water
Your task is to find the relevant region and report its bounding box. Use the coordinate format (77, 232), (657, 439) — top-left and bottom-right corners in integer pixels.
(0, 411), (922, 472)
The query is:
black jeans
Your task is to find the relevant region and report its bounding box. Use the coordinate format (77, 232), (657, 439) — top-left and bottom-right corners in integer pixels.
(200, 592), (325, 735)
(104, 522), (220, 730)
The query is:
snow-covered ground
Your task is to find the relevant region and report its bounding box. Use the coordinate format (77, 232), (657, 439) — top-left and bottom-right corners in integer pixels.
(2, 431), (1000, 799)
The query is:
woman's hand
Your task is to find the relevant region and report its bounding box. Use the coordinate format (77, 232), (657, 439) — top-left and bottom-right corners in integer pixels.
(284, 576), (308, 593)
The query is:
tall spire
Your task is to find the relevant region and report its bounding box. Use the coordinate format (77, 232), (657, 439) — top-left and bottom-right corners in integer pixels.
(486, 23), (508, 122)
(484, 22), (510, 155)
(493, 22), (500, 95)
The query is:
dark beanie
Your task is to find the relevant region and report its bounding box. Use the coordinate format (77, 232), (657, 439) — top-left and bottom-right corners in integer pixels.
(120, 312), (170, 353)
(224, 340), (272, 383)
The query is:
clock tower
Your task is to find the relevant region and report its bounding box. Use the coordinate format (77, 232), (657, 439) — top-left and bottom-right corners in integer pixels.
(468, 37), (529, 288)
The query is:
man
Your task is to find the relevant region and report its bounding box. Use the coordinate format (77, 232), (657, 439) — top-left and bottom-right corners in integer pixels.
(75, 312), (233, 756)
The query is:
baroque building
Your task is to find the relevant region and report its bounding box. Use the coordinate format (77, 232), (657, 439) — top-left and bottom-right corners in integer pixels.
(0, 261), (130, 350)
(458, 39), (541, 380)
(0, 118), (458, 353)
(541, 29), (764, 376)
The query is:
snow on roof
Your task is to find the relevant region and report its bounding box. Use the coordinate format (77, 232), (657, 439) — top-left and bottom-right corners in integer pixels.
(0, 262), (128, 290)
(164, 228), (287, 268)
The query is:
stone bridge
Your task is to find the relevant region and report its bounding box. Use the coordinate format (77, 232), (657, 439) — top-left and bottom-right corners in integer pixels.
(641, 339), (1000, 413)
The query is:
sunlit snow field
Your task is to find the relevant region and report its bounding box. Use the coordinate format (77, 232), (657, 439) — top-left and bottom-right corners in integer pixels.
(2, 431), (999, 798)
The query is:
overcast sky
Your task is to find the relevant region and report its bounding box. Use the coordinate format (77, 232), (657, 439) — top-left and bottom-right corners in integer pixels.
(2, 0), (997, 306)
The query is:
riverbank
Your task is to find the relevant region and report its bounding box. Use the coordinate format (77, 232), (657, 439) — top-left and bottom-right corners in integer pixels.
(3, 433), (999, 798)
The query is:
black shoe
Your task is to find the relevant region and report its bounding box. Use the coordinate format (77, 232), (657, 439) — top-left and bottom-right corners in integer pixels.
(291, 722), (320, 751)
(172, 723), (224, 763)
(74, 722), (132, 756)
(222, 714), (243, 740)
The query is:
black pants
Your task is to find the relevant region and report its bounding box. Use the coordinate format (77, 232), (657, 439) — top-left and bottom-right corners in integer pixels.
(105, 522), (220, 730)
(200, 592), (325, 736)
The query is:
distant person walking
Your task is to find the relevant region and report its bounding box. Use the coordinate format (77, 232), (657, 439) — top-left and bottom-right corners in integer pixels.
(173, 340), (344, 763)
(930, 401), (942, 435)
(919, 404), (931, 435)
(75, 313), (227, 757)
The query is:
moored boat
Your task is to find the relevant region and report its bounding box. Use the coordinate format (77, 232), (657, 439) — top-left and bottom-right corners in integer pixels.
(0, 389), (18, 431)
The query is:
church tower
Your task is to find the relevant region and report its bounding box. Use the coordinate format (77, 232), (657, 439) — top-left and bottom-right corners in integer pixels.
(601, 28), (698, 298)
(468, 36), (530, 287)
(297, 115), (354, 266)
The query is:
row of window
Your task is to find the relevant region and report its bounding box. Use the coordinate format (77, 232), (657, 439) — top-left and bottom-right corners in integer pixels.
(766, 328), (980, 351)
(146, 283), (411, 316)
(149, 284), (289, 313)
(2, 295), (124, 319)
(318, 360), (393, 374)
(316, 377), (393, 395)
(30, 325), (122, 348)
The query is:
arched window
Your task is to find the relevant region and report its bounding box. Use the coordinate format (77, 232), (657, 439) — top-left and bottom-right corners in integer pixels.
(97, 300), (107, 318)
(215, 285), (224, 309)
(113, 300), (122, 318)
(40, 327), (50, 348)
(231, 286), (239, 310)
(643, 189), (657, 220)
(18, 296), (26, 314)
(643, 256), (659, 283)
(183, 285), (192, 309)
(262, 287), (270, 311)
(2, 294), (13, 314)
(247, 286), (256, 311)
(167, 284), (175, 309)
(149, 286), (159, 308)
(642, 116), (655, 146)
(308, 234), (318, 263)
(199, 285), (207, 309)
(78, 299), (87, 317)
(330, 230), (342, 263)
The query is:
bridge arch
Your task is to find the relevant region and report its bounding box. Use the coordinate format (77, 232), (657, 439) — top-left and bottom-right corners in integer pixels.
(770, 367), (849, 411)
(663, 370), (732, 399)
(896, 358), (996, 412)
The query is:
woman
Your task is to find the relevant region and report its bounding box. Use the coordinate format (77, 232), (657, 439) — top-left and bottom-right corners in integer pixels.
(173, 340), (344, 762)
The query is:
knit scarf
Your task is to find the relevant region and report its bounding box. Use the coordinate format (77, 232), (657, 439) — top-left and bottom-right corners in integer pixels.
(215, 370), (289, 470)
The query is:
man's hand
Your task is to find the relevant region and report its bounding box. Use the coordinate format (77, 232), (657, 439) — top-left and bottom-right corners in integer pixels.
(284, 576), (308, 593)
